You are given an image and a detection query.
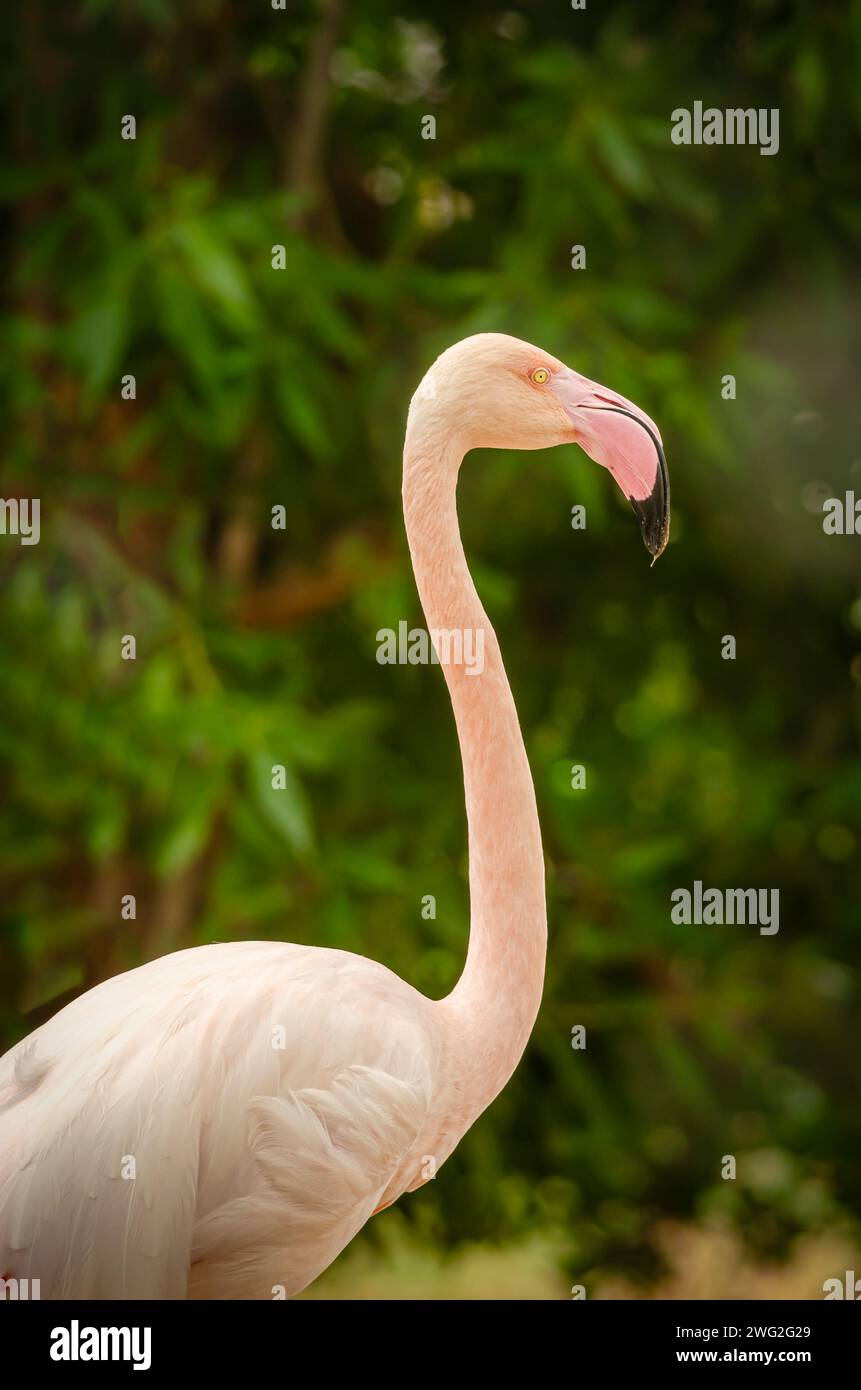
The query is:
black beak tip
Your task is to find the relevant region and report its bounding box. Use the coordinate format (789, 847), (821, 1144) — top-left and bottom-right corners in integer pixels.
(631, 444), (670, 564)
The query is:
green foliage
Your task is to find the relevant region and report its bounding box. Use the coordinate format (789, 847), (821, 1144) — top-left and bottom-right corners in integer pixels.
(1, 0), (860, 1289)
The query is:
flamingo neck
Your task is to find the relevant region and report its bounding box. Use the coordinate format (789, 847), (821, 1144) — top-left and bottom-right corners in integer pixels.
(402, 424), (547, 1118)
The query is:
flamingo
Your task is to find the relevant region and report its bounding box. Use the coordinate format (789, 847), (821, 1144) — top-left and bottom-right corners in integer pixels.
(0, 333), (668, 1299)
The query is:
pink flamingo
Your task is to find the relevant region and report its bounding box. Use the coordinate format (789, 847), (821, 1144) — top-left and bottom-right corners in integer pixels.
(0, 334), (668, 1299)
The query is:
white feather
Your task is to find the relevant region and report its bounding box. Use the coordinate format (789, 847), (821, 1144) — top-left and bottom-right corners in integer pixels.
(0, 942), (435, 1298)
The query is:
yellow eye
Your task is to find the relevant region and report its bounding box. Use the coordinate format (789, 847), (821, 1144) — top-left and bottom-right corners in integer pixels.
(530, 367), (550, 385)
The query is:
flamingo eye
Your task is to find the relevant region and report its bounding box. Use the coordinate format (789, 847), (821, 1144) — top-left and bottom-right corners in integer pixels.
(530, 367), (550, 385)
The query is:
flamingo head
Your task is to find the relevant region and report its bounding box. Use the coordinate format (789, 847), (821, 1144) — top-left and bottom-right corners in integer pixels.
(413, 332), (670, 561)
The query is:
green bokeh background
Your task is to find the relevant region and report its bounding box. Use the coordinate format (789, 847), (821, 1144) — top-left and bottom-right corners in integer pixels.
(2, 1), (860, 1297)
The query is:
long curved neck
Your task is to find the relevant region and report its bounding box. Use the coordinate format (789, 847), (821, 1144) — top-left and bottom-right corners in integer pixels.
(403, 419), (547, 1114)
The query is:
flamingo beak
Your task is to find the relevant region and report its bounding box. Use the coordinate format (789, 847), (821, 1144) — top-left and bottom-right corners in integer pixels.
(549, 367), (670, 561)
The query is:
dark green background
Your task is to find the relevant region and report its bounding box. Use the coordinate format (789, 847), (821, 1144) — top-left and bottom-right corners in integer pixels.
(2, 1), (859, 1297)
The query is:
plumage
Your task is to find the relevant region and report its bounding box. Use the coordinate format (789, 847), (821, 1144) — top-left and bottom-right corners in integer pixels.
(1, 944), (438, 1298)
(0, 334), (668, 1297)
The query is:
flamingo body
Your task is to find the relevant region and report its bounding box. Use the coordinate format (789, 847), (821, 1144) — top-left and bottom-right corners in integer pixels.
(1, 942), (439, 1298)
